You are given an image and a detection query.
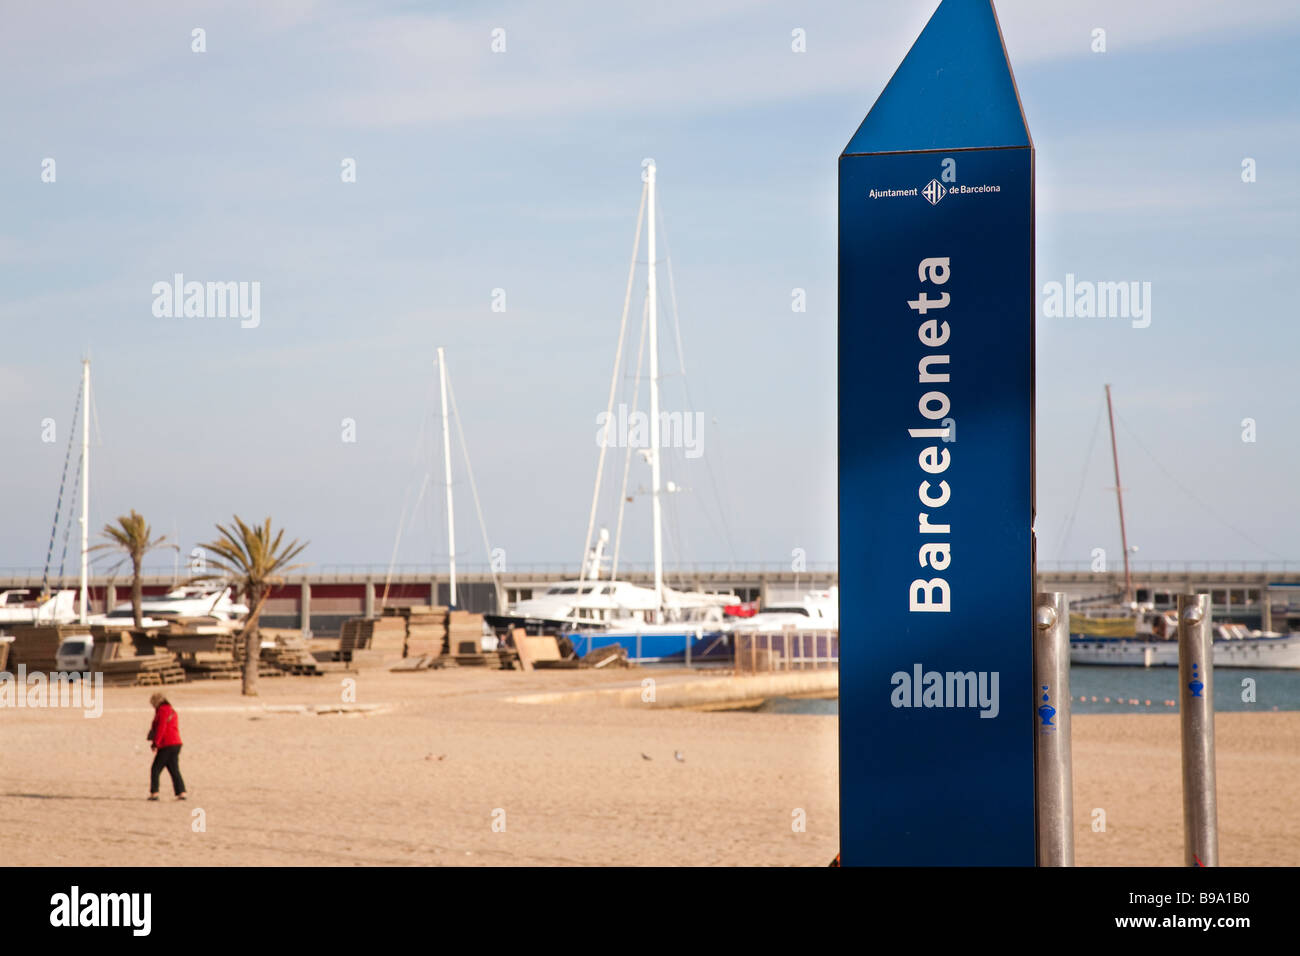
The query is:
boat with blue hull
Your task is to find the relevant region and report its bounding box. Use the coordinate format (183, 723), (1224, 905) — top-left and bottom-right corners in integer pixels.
(501, 162), (740, 660)
(566, 627), (731, 663)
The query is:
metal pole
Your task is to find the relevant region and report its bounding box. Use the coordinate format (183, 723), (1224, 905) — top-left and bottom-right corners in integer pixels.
(1034, 592), (1074, 866)
(79, 359), (90, 624)
(1104, 384), (1133, 604)
(645, 161), (664, 623)
(437, 348), (457, 608)
(1178, 593), (1218, 867)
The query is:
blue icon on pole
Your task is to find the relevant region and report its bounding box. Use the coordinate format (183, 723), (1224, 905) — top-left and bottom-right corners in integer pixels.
(1038, 686), (1056, 727)
(1189, 662), (1204, 699)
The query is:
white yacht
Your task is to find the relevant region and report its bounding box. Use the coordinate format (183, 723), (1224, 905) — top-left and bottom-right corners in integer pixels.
(738, 587), (839, 632)
(90, 586), (249, 628)
(1070, 608), (1300, 669)
(0, 589), (77, 625)
(507, 576), (735, 630)
(493, 164), (741, 660)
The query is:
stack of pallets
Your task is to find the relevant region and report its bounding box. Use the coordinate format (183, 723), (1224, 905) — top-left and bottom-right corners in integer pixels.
(398, 606), (449, 657)
(224, 630), (286, 679)
(166, 627), (239, 679)
(447, 610), (485, 656)
(370, 614), (409, 654)
(339, 616), (406, 655)
(451, 647), (517, 668)
(182, 654), (241, 680)
(263, 633), (323, 676)
(90, 628), (137, 664)
(5, 624), (90, 672)
(337, 619), (364, 662)
(98, 653), (187, 687)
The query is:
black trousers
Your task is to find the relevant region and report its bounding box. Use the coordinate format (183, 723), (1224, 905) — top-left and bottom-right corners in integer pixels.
(150, 745), (186, 795)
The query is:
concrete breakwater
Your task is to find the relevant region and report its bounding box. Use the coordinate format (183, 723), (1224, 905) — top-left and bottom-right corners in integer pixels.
(506, 670), (838, 710)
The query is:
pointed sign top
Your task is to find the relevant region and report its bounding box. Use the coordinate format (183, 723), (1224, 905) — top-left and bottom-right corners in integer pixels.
(842, 0), (1030, 156)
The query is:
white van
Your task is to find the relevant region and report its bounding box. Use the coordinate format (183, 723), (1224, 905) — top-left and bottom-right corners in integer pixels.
(55, 636), (94, 672)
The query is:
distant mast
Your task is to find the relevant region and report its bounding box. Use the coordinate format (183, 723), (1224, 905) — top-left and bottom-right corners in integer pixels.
(1105, 384), (1134, 605)
(438, 347), (457, 608)
(646, 161), (664, 623)
(79, 358), (90, 624)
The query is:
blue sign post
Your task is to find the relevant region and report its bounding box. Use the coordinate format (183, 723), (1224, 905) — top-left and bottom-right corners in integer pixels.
(838, 0), (1035, 865)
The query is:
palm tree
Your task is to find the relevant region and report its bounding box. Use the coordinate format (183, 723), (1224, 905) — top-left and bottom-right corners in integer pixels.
(89, 511), (175, 628)
(197, 516), (308, 696)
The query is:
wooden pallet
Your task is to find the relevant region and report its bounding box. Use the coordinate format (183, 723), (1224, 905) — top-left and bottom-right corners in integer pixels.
(263, 634), (324, 676)
(451, 649), (515, 669)
(5, 623), (91, 672)
(184, 668), (240, 681)
(100, 663), (188, 686)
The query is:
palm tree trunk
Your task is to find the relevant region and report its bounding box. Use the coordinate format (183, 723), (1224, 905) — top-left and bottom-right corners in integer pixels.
(131, 557), (144, 629)
(240, 586), (272, 696)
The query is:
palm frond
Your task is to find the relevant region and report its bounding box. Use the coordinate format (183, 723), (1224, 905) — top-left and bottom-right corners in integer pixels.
(196, 515), (309, 592)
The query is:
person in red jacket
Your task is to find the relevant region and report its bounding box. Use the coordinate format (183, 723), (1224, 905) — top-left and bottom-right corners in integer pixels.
(147, 693), (187, 801)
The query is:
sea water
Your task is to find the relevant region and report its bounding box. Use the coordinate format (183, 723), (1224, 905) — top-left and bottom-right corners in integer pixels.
(746, 665), (1300, 715)
(1068, 665), (1300, 714)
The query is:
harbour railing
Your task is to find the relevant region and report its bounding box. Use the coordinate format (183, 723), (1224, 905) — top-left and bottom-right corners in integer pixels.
(0, 560), (840, 580)
(1039, 560), (1300, 573)
(733, 629), (839, 674)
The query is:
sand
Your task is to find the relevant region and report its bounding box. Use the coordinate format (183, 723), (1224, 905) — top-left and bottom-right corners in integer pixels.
(0, 667), (839, 866)
(1071, 711), (1300, 866)
(1, 667), (1295, 866)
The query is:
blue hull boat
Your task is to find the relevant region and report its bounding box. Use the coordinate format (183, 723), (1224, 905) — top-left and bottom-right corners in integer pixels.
(565, 629), (731, 662)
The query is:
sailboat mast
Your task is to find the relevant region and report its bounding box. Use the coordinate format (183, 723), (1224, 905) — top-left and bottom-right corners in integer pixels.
(646, 162), (664, 622)
(79, 358), (90, 624)
(438, 347), (457, 608)
(1104, 384), (1133, 605)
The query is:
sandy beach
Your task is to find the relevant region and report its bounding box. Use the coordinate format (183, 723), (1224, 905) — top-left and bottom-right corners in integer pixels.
(0, 668), (839, 867)
(1, 667), (1295, 866)
(1071, 710), (1300, 866)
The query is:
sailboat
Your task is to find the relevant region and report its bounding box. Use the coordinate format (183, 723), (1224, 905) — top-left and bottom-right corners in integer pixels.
(491, 162), (738, 660)
(377, 347), (503, 653)
(4, 361), (92, 627)
(1068, 385), (1300, 668)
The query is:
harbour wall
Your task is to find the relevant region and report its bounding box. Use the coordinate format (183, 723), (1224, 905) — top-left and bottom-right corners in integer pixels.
(3, 565), (1297, 635)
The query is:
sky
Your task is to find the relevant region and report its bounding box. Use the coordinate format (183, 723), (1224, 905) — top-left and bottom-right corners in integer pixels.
(1, 0), (1297, 576)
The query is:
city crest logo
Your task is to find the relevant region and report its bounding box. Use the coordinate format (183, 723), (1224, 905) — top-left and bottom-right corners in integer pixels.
(922, 179), (946, 205)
